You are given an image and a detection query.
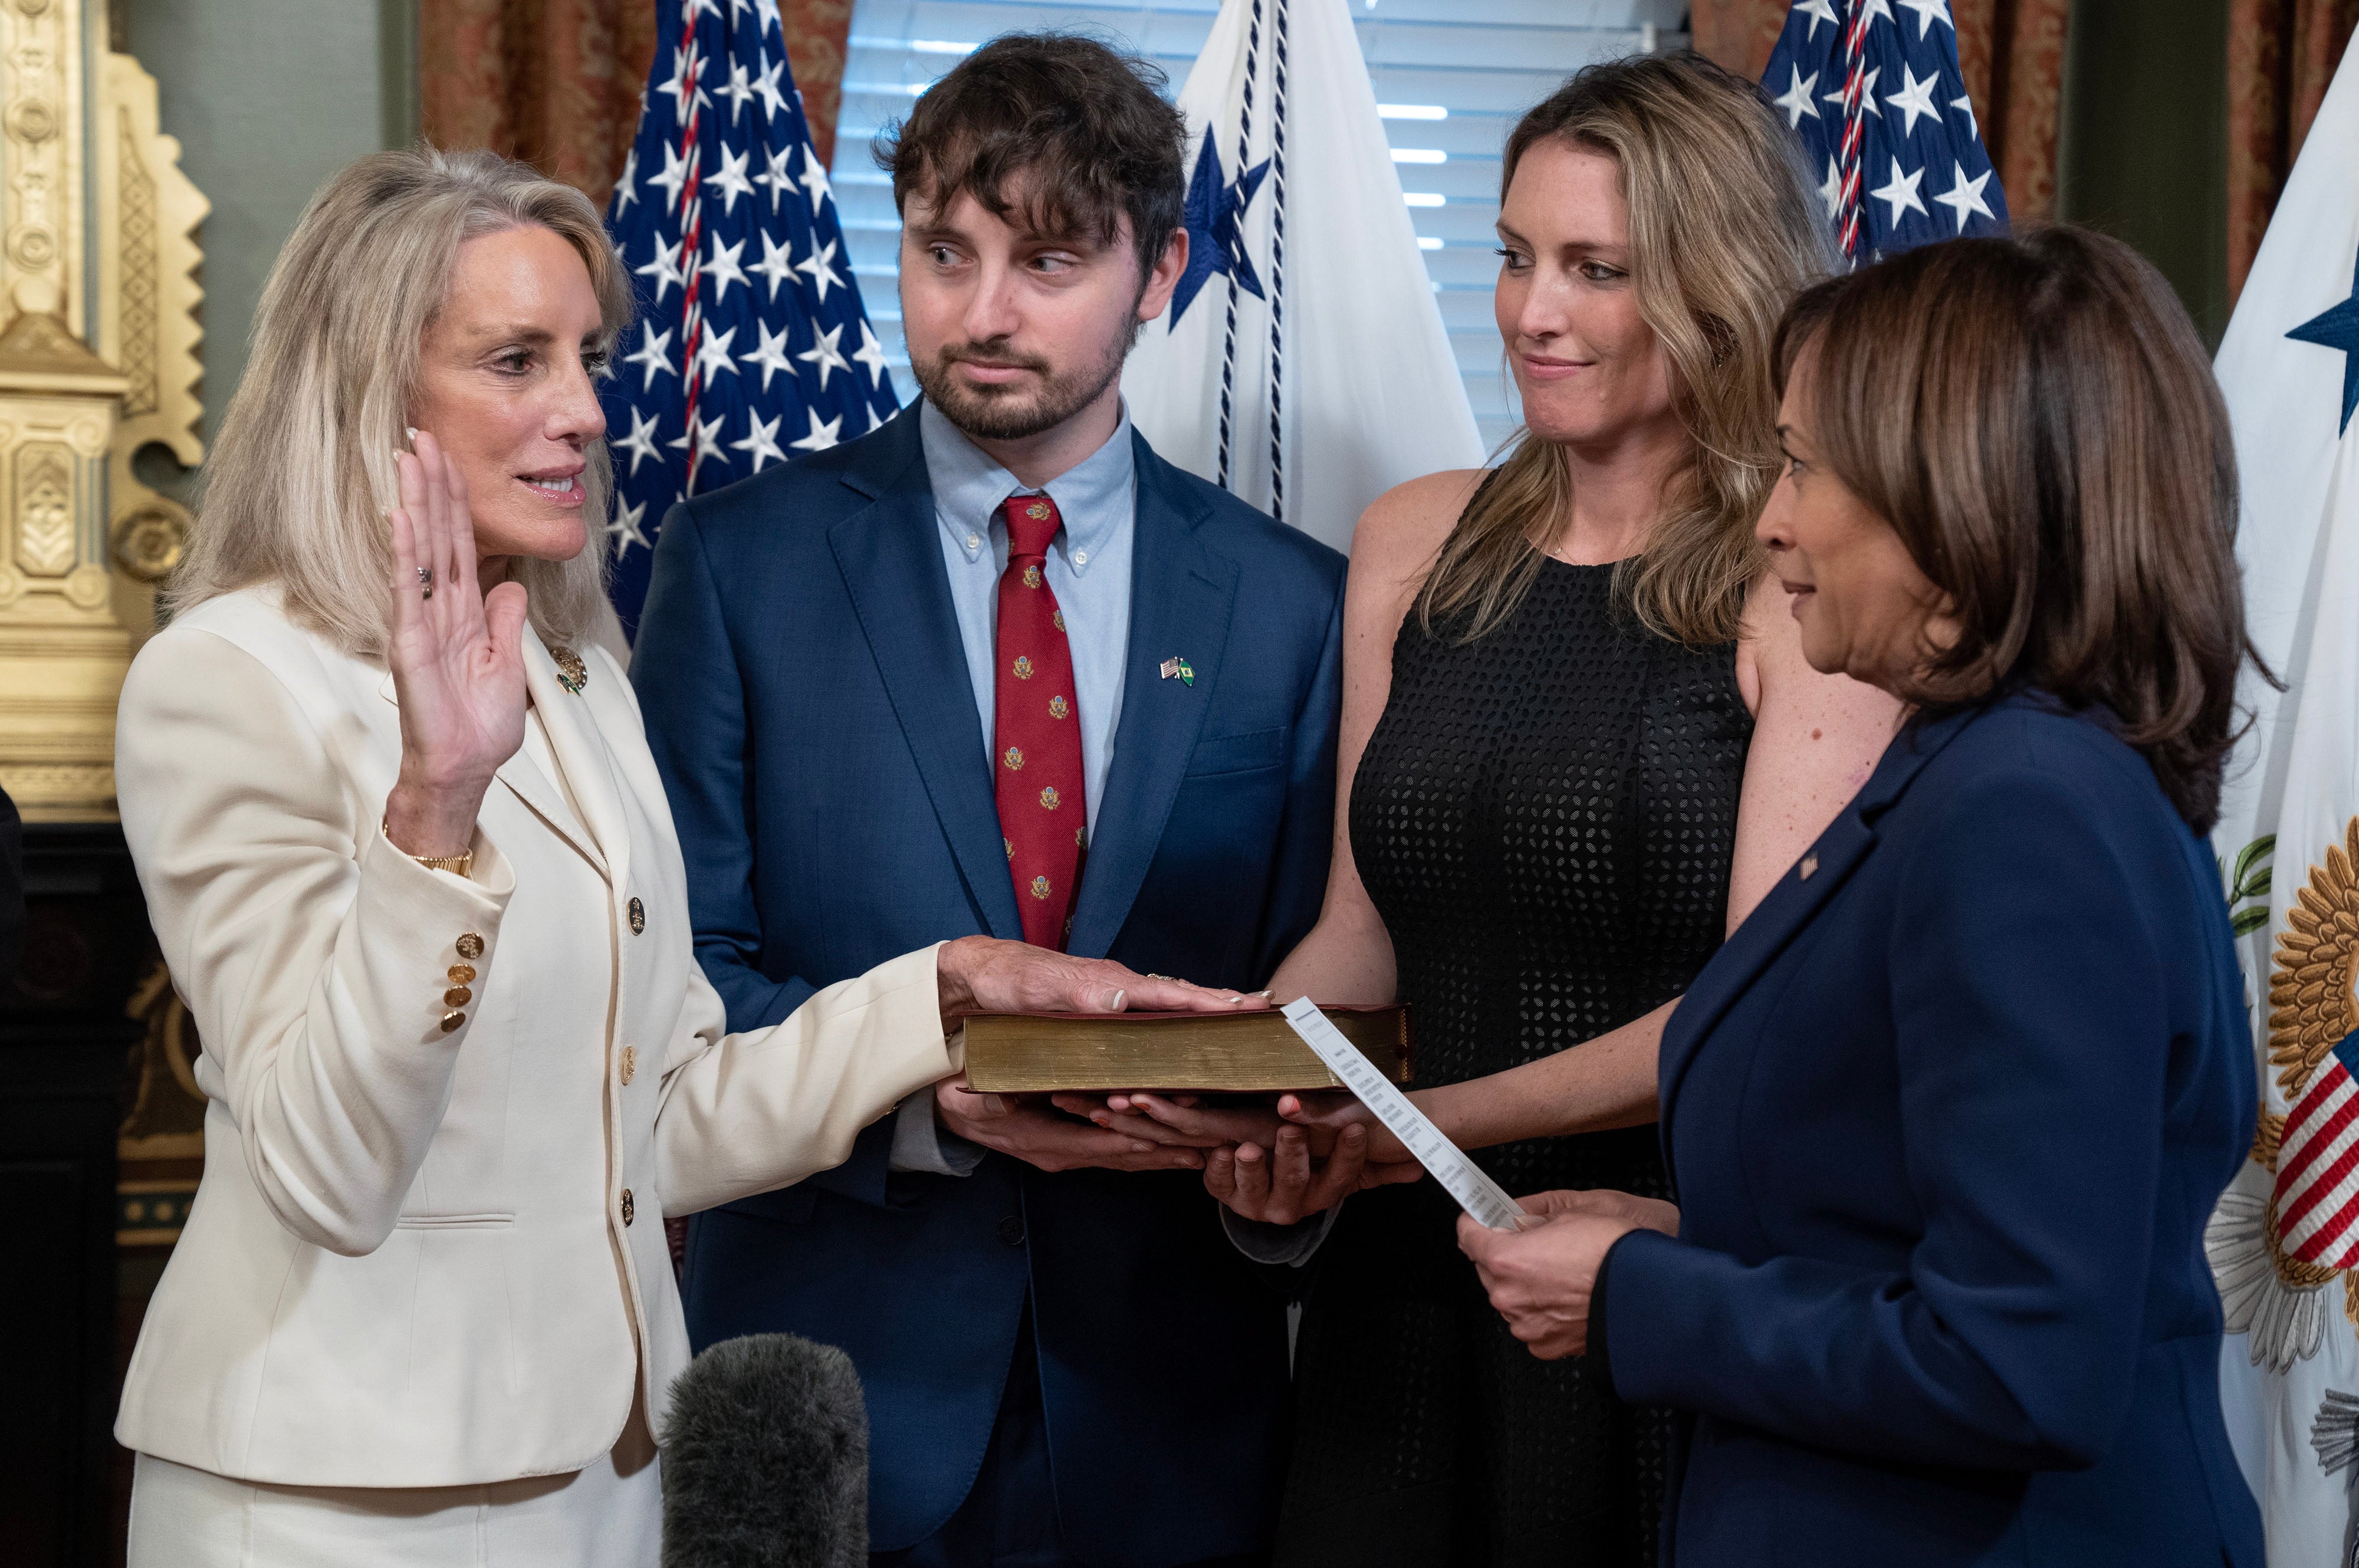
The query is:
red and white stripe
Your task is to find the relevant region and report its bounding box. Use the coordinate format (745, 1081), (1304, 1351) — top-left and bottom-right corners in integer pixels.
(2278, 1058), (2359, 1265)
(1835, 1), (1870, 263)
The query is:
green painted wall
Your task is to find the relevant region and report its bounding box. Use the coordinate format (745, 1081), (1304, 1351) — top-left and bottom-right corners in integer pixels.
(120, 0), (418, 462)
(2054, 0), (2235, 346)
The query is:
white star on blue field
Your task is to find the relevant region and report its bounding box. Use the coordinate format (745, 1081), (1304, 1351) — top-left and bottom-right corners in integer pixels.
(599, 0), (899, 634)
(1762, 0), (2007, 264)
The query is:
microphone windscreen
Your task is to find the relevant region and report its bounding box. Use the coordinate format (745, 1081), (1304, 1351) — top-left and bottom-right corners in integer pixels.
(662, 1333), (868, 1568)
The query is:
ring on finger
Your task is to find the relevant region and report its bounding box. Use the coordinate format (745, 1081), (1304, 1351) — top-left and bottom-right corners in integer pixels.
(416, 566), (435, 601)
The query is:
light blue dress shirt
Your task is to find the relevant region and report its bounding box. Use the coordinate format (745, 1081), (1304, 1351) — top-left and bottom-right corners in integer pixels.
(919, 396), (1134, 837)
(892, 398), (1138, 1176)
(899, 401), (1330, 1263)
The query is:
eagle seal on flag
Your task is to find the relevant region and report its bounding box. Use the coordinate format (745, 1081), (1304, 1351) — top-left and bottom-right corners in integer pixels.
(2212, 818), (2359, 1373)
(2269, 818), (2359, 1274)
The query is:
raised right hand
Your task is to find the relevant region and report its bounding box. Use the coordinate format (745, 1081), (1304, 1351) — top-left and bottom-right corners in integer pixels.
(381, 429), (528, 859)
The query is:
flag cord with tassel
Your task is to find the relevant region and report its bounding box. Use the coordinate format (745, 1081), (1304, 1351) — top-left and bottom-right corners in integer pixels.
(1216, 0), (1263, 491)
(671, 1), (709, 491)
(1264, 0), (1290, 524)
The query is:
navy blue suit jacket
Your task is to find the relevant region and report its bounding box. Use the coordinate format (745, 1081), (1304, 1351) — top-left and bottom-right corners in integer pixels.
(630, 405), (1345, 1565)
(1602, 694), (2262, 1566)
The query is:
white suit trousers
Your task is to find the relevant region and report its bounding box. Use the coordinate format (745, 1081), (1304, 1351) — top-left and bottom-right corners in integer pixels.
(128, 1421), (661, 1567)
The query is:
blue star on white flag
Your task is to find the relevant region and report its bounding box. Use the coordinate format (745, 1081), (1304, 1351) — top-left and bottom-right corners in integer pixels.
(600, 0), (898, 634)
(1762, 0), (2008, 264)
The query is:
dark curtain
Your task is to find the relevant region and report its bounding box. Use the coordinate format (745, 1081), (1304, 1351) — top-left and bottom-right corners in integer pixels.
(419, 0), (855, 211)
(2227, 0), (2359, 301)
(1688, 0), (2071, 219)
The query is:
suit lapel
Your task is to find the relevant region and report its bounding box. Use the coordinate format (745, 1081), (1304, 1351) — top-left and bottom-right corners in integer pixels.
(1065, 442), (1237, 959)
(518, 633), (634, 896)
(830, 423), (1025, 941)
(1656, 706), (1986, 1172)
(376, 658), (611, 876)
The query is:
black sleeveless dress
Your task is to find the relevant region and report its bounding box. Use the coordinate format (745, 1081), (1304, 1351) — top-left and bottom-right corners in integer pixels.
(1274, 555), (1753, 1568)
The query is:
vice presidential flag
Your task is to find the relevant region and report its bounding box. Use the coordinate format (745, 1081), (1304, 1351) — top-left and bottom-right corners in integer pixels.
(1760, 0), (2008, 264)
(600, 0), (899, 634)
(2203, 41), (2359, 1568)
(1120, 0), (1481, 554)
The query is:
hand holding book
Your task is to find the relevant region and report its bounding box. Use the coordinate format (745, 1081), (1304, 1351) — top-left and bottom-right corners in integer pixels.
(1054, 1081), (1424, 1225)
(1204, 1121), (1424, 1224)
(934, 1074), (1228, 1173)
(930, 938), (1277, 1175)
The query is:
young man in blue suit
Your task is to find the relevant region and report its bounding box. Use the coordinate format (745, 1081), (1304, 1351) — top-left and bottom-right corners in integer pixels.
(630, 34), (1346, 1568)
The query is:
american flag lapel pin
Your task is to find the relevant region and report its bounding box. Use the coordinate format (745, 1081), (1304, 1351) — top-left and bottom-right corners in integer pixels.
(1160, 656), (1194, 687)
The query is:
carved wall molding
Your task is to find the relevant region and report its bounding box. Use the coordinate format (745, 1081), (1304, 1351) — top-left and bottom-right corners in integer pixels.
(96, 43), (204, 638)
(0, 0), (205, 823)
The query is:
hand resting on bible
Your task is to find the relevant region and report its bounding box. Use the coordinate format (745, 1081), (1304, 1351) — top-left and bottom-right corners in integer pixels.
(931, 962), (1275, 1174)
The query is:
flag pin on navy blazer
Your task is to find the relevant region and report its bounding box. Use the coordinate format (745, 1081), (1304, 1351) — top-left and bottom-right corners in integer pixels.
(1159, 656), (1195, 686)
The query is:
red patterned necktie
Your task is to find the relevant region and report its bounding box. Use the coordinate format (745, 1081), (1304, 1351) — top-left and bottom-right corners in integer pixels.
(994, 492), (1087, 950)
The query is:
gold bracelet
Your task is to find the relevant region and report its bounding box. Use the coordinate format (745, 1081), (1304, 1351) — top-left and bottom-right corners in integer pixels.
(382, 818), (474, 879)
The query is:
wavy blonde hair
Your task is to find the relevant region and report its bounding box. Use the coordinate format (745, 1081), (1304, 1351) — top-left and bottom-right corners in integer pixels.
(1418, 52), (1836, 646)
(168, 145), (632, 656)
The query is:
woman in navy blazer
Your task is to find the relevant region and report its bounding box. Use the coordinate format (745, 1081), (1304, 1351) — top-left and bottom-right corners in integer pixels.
(1458, 228), (2268, 1566)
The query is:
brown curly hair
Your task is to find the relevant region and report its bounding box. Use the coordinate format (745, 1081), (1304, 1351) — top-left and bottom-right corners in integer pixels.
(876, 32), (1187, 285)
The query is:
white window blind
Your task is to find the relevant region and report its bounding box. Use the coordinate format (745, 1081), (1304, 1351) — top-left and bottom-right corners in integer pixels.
(830, 0), (1688, 453)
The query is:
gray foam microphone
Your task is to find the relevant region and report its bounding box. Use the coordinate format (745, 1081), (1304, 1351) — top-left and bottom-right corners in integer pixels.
(661, 1333), (869, 1568)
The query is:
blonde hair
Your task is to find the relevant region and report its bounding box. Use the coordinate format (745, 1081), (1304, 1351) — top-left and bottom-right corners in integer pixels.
(1418, 52), (1836, 646)
(168, 145), (633, 656)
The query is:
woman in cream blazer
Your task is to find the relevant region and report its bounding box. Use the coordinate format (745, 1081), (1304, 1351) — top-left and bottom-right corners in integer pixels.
(113, 147), (1230, 1566)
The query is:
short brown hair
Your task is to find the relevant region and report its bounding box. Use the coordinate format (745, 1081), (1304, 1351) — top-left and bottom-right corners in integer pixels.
(1417, 51), (1835, 647)
(876, 33), (1187, 284)
(1774, 228), (2260, 832)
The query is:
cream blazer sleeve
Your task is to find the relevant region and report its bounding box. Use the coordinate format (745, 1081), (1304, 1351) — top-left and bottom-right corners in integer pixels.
(653, 955), (951, 1215)
(117, 623), (518, 1258)
(579, 640), (962, 1215)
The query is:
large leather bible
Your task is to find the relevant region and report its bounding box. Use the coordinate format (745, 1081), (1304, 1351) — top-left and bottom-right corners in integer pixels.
(955, 1004), (1411, 1093)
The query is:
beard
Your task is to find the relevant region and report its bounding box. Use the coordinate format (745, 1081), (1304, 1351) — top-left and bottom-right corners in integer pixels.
(911, 317), (1139, 442)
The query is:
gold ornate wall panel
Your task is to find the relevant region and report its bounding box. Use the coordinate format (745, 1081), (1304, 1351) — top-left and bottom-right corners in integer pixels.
(0, 0), (206, 823)
(96, 48), (205, 626)
(0, 0), (91, 343)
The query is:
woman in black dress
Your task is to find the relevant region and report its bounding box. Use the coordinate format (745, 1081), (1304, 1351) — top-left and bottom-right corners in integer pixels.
(1108, 54), (1901, 1566)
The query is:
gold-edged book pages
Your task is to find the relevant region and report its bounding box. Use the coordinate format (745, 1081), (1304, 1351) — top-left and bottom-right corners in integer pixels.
(957, 1004), (1412, 1094)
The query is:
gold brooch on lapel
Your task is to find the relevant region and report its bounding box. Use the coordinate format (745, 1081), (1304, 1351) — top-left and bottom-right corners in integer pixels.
(551, 646), (588, 695)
